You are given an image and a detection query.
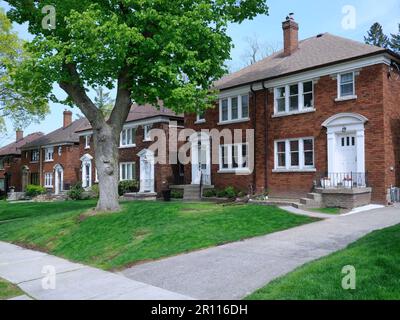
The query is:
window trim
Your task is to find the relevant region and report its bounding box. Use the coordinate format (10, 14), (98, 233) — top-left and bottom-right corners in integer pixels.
(44, 172), (53, 188)
(195, 112), (206, 124)
(84, 135), (91, 149)
(120, 127), (137, 148)
(143, 124), (152, 142)
(218, 94), (250, 124)
(274, 81), (315, 116)
(30, 149), (40, 163)
(218, 143), (250, 173)
(336, 71), (357, 100)
(119, 162), (136, 181)
(273, 138), (315, 172)
(44, 147), (54, 162)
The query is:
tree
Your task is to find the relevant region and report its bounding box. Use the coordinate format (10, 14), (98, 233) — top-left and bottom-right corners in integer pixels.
(0, 9), (48, 132)
(241, 34), (279, 66)
(94, 87), (114, 118)
(5, 1), (269, 212)
(390, 23), (400, 53)
(364, 22), (389, 48)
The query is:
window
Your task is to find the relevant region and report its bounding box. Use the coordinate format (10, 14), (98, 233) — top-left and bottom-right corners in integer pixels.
(274, 81), (314, 115)
(274, 138), (315, 171)
(58, 146), (62, 156)
(95, 169), (98, 182)
(219, 143), (249, 171)
(120, 162), (136, 181)
(120, 128), (136, 147)
(44, 173), (53, 187)
(338, 72), (355, 98)
(85, 135), (91, 149)
(0, 159), (4, 170)
(196, 111), (206, 123)
(143, 125), (152, 141)
(0, 178), (4, 191)
(45, 147), (54, 161)
(31, 150), (39, 162)
(30, 172), (39, 185)
(219, 94), (250, 123)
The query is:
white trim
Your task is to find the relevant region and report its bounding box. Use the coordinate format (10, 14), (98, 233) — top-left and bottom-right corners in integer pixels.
(119, 162), (136, 181)
(120, 127), (137, 148)
(337, 71), (356, 99)
(274, 137), (315, 171)
(335, 95), (358, 102)
(219, 143), (249, 171)
(273, 81), (315, 116)
(217, 118), (250, 125)
(44, 172), (53, 188)
(272, 168), (317, 173)
(272, 108), (316, 118)
(322, 112), (368, 128)
(218, 93), (250, 124)
(84, 135), (91, 149)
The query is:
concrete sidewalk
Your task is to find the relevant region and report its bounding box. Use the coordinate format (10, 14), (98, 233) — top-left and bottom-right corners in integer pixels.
(0, 242), (191, 300)
(122, 205), (400, 300)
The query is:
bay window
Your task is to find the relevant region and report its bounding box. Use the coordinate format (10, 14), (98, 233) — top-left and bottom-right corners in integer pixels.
(274, 138), (315, 171)
(274, 81), (314, 115)
(219, 94), (249, 123)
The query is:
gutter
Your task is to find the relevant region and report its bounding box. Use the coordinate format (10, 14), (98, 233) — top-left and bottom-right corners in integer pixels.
(262, 81), (268, 193)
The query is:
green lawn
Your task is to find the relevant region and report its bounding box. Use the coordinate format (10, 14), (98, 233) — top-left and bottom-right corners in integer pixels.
(0, 278), (23, 300)
(0, 200), (316, 270)
(309, 207), (342, 215)
(247, 223), (400, 300)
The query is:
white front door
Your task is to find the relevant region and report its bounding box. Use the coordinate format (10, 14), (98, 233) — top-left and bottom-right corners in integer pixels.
(191, 135), (211, 185)
(336, 134), (357, 173)
(54, 167), (64, 195)
(139, 150), (155, 193)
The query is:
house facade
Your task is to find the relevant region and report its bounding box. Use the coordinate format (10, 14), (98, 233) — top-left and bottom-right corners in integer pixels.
(19, 111), (87, 194)
(77, 104), (184, 196)
(184, 16), (400, 204)
(0, 130), (44, 194)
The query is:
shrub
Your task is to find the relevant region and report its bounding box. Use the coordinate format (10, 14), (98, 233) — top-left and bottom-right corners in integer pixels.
(67, 182), (85, 200)
(216, 189), (227, 198)
(90, 184), (100, 198)
(25, 185), (46, 197)
(224, 186), (237, 199)
(203, 189), (217, 198)
(118, 180), (139, 196)
(171, 189), (184, 199)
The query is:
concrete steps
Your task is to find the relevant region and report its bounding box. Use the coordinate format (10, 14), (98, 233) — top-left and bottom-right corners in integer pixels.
(183, 185), (201, 201)
(299, 192), (323, 208)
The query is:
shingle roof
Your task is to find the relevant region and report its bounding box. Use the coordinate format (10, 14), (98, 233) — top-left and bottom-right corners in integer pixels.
(77, 103), (183, 133)
(21, 118), (88, 149)
(215, 33), (386, 90)
(0, 132), (44, 156)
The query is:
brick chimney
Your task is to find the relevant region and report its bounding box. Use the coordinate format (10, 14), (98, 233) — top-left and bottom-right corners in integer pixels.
(16, 130), (23, 142)
(63, 110), (72, 128)
(282, 13), (299, 56)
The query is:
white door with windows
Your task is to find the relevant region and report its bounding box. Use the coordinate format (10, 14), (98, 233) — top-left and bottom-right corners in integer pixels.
(138, 149), (155, 193)
(336, 134), (357, 173)
(54, 164), (64, 195)
(190, 133), (211, 185)
(80, 154), (93, 189)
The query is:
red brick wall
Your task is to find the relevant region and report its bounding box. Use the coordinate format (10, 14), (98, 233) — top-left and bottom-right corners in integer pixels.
(0, 156), (22, 192)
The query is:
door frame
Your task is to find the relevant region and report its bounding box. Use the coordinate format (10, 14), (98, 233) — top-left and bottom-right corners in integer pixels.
(137, 149), (155, 193)
(190, 132), (211, 185)
(54, 164), (64, 195)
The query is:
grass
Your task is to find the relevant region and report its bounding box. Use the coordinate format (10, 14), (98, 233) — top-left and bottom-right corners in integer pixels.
(0, 278), (23, 300)
(309, 207), (342, 215)
(0, 200), (316, 270)
(246, 223), (400, 300)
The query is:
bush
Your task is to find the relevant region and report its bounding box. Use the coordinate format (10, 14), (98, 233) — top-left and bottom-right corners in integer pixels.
(216, 189), (227, 198)
(118, 180), (139, 196)
(224, 186), (237, 199)
(90, 184), (100, 198)
(25, 185), (46, 197)
(171, 189), (183, 199)
(67, 182), (85, 200)
(203, 189), (217, 198)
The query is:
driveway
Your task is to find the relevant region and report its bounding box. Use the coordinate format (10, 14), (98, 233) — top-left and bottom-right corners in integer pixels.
(122, 205), (400, 300)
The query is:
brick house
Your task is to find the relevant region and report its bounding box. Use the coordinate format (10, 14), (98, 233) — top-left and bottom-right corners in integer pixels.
(76, 104), (184, 196)
(20, 111), (87, 194)
(0, 130), (44, 194)
(184, 16), (400, 205)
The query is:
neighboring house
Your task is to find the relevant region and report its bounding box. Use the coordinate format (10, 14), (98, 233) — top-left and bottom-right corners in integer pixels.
(184, 16), (400, 204)
(76, 104), (184, 196)
(0, 131), (44, 193)
(20, 111), (88, 194)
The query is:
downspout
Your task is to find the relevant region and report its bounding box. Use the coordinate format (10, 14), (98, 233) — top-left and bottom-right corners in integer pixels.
(39, 146), (43, 187)
(262, 81), (268, 193)
(250, 83), (257, 195)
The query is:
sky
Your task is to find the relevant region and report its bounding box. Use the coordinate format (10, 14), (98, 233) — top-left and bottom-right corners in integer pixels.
(0, 0), (399, 146)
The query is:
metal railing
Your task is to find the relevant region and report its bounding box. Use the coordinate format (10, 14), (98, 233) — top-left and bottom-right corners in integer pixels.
(316, 172), (368, 189)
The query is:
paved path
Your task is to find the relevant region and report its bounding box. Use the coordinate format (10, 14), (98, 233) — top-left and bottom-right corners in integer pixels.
(0, 242), (191, 300)
(122, 205), (400, 300)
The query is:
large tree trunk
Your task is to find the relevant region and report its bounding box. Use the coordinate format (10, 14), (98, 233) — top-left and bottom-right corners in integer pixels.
(93, 122), (121, 212)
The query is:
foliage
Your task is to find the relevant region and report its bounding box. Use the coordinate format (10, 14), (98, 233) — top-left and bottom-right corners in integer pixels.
(203, 188), (217, 198)
(0, 278), (23, 300)
(94, 87), (114, 118)
(118, 180), (139, 196)
(390, 23), (400, 53)
(0, 9), (49, 132)
(364, 22), (389, 48)
(224, 186), (238, 199)
(67, 182), (85, 200)
(90, 184), (100, 198)
(25, 184), (46, 197)
(0, 200), (315, 270)
(171, 189), (183, 199)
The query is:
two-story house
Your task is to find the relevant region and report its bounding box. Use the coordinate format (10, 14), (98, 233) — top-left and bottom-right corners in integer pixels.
(76, 104), (184, 196)
(20, 111), (87, 193)
(0, 130), (44, 194)
(184, 16), (400, 205)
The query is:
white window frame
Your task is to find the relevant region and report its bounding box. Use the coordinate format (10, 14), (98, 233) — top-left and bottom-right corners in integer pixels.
(31, 150), (40, 162)
(95, 168), (98, 183)
(84, 135), (91, 149)
(337, 71), (356, 100)
(273, 138), (315, 172)
(44, 172), (53, 187)
(195, 111), (206, 124)
(218, 143), (249, 172)
(120, 127), (137, 147)
(44, 147), (54, 162)
(143, 125), (152, 141)
(219, 94), (250, 124)
(274, 81), (315, 116)
(58, 146), (62, 156)
(119, 162), (136, 181)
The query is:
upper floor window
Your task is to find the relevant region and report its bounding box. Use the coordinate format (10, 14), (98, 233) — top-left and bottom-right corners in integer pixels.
(274, 81), (314, 115)
(219, 94), (249, 123)
(196, 111), (206, 123)
(45, 147), (54, 161)
(338, 72), (355, 98)
(120, 127), (136, 147)
(0, 159), (4, 170)
(58, 146), (62, 156)
(219, 143), (249, 171)
(84, 135), (91, 149)
(274, 138), (315, 171)
(143, 124), (152, 141)
(31, 149), (39, 162)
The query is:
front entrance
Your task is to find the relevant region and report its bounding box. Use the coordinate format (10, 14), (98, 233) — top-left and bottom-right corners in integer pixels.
(138, 149), (155, 193)
(80, 154), (93, 189)
(21, 166), (29, 191)
(336, 134), (357, 173)
(54, 164), (64, 195)
(190, 133), (211, 185)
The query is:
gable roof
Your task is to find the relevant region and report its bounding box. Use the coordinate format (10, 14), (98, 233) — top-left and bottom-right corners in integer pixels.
(77, 103), (183, 133)
(215, 33), (387, 91)
(21, 118), (89, 150)
(0, 132), (44, 156)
